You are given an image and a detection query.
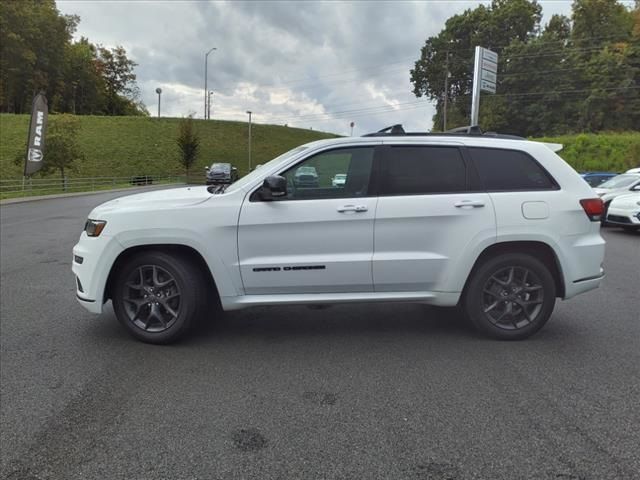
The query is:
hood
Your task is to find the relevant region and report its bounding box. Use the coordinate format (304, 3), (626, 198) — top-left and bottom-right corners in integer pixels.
(593, 186), (625, 196)
(90, 186), (212, 216)
(610, 193), (640, 209)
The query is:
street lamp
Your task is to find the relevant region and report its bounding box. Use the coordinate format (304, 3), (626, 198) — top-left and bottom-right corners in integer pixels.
(246, 110), (252, 171)
(350, 121), (355, 136)
(204, 47), (216, 119)
(155, 87), (162, 118)
(208, 91), (214, 120)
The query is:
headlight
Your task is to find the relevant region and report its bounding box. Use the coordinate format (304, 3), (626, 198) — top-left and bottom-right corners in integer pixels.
(84, 219), (107, 237)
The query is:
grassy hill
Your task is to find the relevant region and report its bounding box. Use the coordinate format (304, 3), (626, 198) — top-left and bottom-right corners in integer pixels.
(535, 132), (640, 173)
(0, 114), (337, 179)
(1, 114), (638, 181)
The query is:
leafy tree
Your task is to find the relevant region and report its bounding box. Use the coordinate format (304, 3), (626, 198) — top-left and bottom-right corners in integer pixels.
(41, 114), (84, 182)
(14, 114), (85, 184)
(96, 45), (145, 116)
(176, 116), (200, 176)
(411, 0), (638, 136)
(0, 2), (146, 116)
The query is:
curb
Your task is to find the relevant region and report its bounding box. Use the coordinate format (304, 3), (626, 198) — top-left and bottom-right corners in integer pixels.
(0, 184), (183, 205)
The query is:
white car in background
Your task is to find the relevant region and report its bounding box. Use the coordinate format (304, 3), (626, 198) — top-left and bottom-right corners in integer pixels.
(625, 167), (640, 174)
(605, 193), (640, 231)
(593, 173), (640, 216)
(332, 173), (347, 187)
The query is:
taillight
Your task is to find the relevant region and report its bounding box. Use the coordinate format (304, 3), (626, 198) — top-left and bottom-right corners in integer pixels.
(580, 198), (604, 221)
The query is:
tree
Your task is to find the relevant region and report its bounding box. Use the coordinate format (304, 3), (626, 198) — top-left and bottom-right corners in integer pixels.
(410, 0), (638, 136)
(176, 116), (200, 177)
(95, 45), (144, 115)
(13, 114), (86, 185)
(41, 115), (84, 183)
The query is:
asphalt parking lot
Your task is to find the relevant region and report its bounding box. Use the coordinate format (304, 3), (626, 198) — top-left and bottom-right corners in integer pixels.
(1, 189), (639, 480)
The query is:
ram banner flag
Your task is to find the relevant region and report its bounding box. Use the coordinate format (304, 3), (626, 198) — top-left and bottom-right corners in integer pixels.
(24, 92), (49, 176)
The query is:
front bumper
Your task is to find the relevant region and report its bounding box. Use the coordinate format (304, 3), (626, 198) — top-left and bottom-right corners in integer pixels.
(72, 233), (124, 314)
(606, 206), (640, 228)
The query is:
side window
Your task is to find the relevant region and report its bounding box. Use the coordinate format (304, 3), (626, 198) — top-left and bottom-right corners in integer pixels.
(279, 147), (374, 200)
(469, 147), (557, 191)
(380, 146), (467, 195)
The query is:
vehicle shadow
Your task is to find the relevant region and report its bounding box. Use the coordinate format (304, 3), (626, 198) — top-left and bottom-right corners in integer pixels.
(187, 303), (476, 345)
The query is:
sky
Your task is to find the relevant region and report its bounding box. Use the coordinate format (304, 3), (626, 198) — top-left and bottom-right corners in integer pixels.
(56, 0), (598, 136)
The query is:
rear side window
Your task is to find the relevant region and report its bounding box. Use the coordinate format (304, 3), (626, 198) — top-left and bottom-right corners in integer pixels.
(469, 147), (556, 191)
(380, 146), (467, 195)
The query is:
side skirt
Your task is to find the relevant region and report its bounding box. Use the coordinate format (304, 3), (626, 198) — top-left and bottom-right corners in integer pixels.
(220, 291), (461, 311)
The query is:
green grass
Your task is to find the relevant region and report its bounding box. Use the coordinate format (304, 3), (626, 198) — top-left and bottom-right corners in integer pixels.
(0, 114), (337, 181)
(534, 132), (640, 173)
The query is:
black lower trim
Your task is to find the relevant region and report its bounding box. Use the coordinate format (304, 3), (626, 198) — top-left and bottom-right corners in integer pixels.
(573, 273), (605, 283)
(76, 294), (95, 303)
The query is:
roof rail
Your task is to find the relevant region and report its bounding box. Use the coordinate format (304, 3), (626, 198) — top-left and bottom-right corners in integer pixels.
(362, 124), (406, 136)
(445, 125), (483, 135)
(362, 124), (525, 140)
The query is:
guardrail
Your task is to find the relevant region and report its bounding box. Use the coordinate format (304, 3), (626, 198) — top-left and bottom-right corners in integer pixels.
(0, 175), (187, 199)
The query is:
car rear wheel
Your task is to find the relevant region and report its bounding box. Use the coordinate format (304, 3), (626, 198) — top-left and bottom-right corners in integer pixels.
(112, 251), (205, 344)
(463, 253), (556, 340)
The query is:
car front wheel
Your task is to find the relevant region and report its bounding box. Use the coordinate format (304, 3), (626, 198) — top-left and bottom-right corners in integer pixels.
(112, 251), (204, 344)
(463, 253), (556, 340)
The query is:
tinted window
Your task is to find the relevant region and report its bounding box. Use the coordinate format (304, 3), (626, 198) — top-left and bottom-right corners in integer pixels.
(279, 147), (374, 200)
(380, 146), (466, 195)
(469, 147), (556, 191)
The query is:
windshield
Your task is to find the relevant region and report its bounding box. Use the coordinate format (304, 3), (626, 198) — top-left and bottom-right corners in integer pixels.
(210, 163), (230, 173)
(598, 174), (639, 189)
(224, 146), (309, 193)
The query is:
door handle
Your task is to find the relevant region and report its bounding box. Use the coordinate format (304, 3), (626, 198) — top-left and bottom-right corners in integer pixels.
(337, 205), (368, 213)
(454, 200), (485, 208)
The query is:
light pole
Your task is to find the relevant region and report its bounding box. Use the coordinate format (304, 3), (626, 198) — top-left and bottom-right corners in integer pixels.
(350, 121), (354, 136)
(155, 87), (162, 118)
(204, 47), (216, 119)
(208, 91), (213, 119)
(246, 110), (252, 171)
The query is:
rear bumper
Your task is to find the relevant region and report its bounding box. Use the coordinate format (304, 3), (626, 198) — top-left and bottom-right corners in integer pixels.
(565, 269), (605, 298)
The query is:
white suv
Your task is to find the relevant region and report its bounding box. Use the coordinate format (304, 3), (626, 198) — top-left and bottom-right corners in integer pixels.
(73, 126), (606, 343)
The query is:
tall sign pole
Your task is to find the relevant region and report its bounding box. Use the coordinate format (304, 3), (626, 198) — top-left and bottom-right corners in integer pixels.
(24, 92), (48, 178)
(471, 46), (498, 126)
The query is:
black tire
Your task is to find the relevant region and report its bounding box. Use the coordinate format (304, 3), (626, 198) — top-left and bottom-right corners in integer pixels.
(112, 251), (205, 344)
(463, 253), (556, 340)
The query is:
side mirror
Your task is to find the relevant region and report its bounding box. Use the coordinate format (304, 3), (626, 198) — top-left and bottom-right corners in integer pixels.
(260, 175), (287, 200)
(205, 166), (210, 171)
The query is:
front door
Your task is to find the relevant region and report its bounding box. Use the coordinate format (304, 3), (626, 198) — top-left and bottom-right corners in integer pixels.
(238, 145), (379, 294)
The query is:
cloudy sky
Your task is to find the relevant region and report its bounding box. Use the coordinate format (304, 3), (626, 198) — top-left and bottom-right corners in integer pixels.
(57, 0), (590, 135)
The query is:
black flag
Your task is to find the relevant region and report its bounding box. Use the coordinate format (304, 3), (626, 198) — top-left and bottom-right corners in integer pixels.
(24, 92), (48, 176)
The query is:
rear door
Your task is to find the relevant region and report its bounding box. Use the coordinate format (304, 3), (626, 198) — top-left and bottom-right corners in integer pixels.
(372, 144), (496, 292)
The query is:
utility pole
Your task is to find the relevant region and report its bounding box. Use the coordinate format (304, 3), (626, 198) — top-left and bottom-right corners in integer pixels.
(443, 51), (450, 131)
(208, 91), (213, 119)
(204, 47), (216, 119)
(246, 110), (252, 171)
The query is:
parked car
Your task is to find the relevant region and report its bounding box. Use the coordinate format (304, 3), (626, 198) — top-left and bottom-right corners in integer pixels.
(593, 173), (640, 219)
(605, 193), (640, 231)
(293, 165), (319, 187)
(73, 125), (605, 344)
(206, 162), (238, 185)
(580, 171), (618, 188)
(332, 173), (347, 187)
(625, 167), (640, 174)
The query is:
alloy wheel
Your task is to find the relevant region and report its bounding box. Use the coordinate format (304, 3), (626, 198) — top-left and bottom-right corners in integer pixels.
(122, 265), (181, 333)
